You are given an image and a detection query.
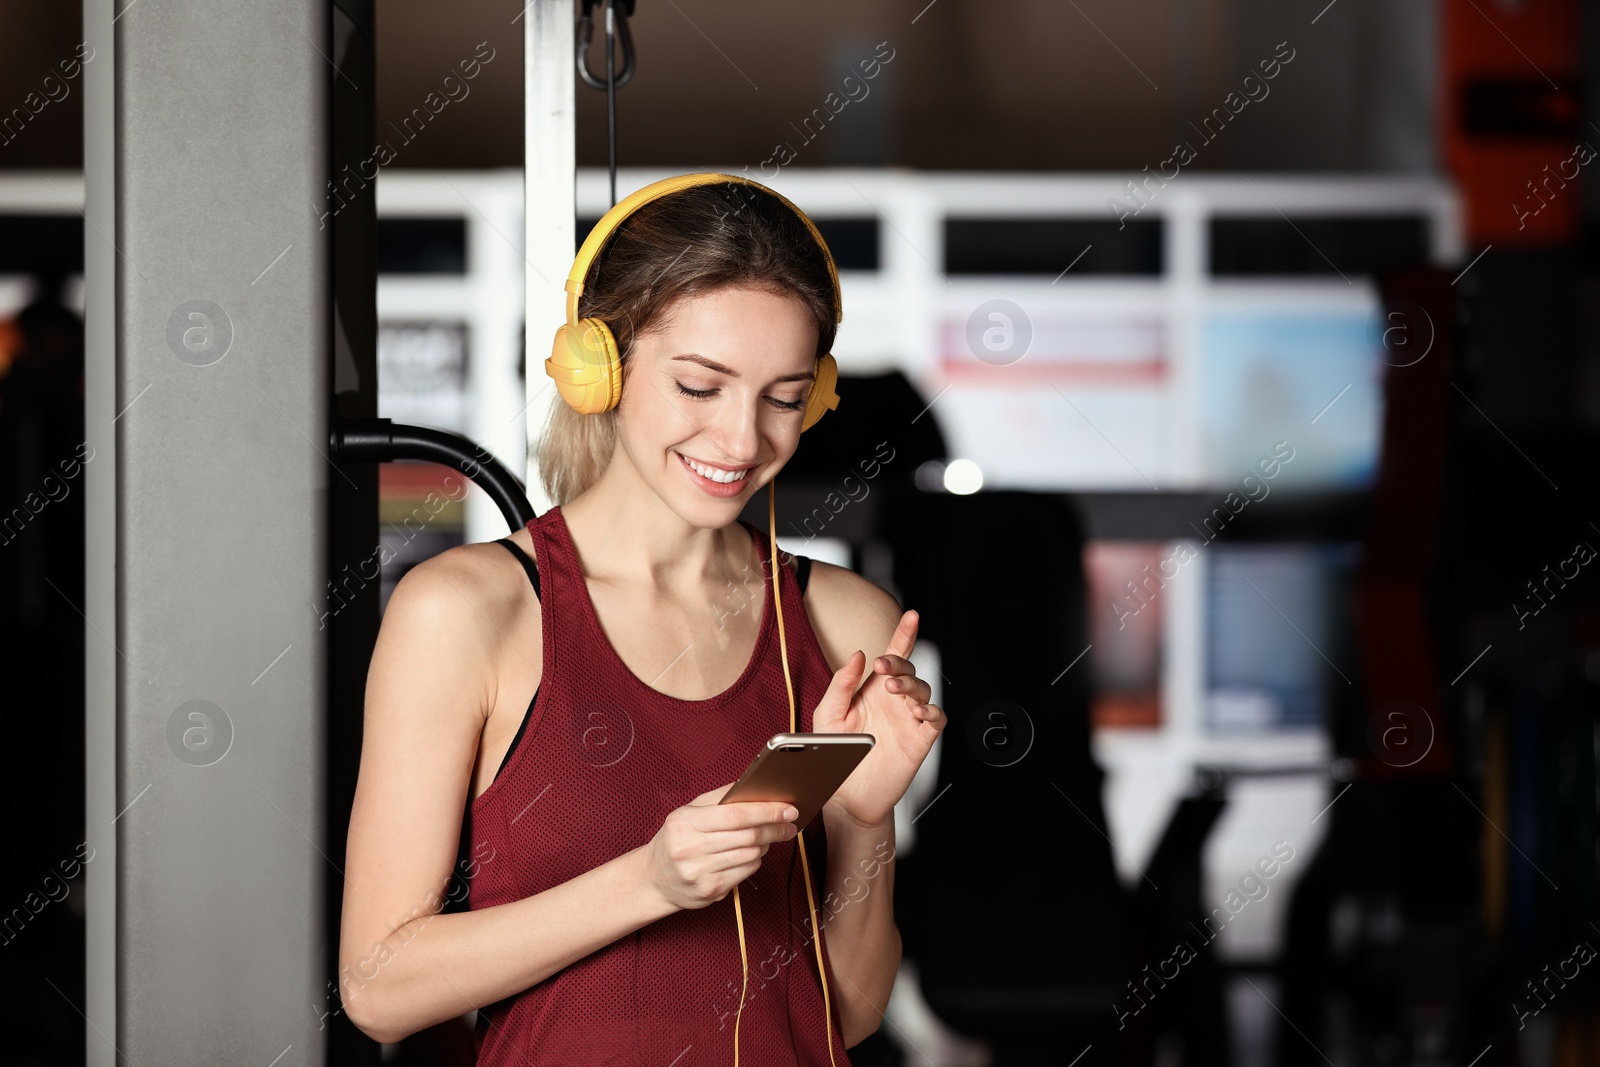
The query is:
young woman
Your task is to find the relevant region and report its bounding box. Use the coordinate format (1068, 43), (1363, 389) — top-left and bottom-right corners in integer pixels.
(338, 177), (945, 1065)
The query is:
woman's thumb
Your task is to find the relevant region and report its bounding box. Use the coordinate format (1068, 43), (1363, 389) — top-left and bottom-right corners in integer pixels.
(820, 650), (867, 706)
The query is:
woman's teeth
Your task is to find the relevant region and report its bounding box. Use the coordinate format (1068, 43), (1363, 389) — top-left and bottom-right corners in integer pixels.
(680, 452), (749, 484)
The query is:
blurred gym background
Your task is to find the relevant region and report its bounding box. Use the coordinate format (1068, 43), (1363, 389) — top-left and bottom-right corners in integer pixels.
(2, 1), (1598, 1064)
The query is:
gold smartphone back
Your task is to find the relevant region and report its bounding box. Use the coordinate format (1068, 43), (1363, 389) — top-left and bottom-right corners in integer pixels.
(719, 732), (875, 830)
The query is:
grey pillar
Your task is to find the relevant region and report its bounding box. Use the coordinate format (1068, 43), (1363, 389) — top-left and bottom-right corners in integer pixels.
(83, 0), (344, 1062)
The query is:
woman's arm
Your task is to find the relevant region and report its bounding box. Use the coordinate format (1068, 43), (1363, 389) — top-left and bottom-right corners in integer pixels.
(817, 805), (901, 1047)
(338, 552), (679, 1044)
(800, 563), (918, 1046)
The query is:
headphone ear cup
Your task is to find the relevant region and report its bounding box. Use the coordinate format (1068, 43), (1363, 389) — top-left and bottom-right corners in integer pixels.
(546, 316), (623, 414)
(800, 353), (841, 432)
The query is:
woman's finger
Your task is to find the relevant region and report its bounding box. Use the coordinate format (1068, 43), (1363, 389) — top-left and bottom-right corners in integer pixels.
(898, 677), (933, 703)
(883, 671), (925, 692)
(817, 650), (867, 713)
(838, 649), (868, 687)
(883, 610), (919, 660)
(872, 653), (916, 676)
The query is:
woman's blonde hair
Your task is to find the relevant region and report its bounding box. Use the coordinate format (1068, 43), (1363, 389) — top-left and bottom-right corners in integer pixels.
(534, 181), (839, 506)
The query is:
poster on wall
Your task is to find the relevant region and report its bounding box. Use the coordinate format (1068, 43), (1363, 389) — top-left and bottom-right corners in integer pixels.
(1198, 311), (1384, 490)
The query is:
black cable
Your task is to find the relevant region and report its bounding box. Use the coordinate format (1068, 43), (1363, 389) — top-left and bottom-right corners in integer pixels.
(606, 0), (618, 207)
(576, 0), (634, 205)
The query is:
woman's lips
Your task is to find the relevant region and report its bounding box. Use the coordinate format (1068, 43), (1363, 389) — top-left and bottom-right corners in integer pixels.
(675, 450), (752, 497)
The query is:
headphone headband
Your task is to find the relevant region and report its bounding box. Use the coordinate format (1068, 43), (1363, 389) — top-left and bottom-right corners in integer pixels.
(564, 172), (843, 329)
(545, 171), (842, 432)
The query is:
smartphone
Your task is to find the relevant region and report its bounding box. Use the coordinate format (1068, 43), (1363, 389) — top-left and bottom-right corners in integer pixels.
(718, 732), (875, 831)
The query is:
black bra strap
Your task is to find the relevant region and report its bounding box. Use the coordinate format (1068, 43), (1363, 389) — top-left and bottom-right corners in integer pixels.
(795, 554), (811, 596)
(495, 538), (541, 599)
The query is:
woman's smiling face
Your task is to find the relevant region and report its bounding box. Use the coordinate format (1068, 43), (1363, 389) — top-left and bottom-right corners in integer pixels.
(613, 284), (820, 526)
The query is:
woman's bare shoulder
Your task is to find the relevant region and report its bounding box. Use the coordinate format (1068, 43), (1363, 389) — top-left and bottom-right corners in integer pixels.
(400, 534), (535, 599)
(793, 559), (901, 673)
(381, 536), (541, 668)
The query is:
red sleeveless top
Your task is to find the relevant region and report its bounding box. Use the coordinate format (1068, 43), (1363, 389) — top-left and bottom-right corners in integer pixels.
(466, 505), (854, 1066)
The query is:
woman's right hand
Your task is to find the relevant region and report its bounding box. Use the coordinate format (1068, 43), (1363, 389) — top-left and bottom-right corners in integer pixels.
(642, 783), (800, 912)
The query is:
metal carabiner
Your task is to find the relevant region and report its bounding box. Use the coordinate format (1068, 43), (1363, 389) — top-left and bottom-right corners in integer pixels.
(577, 0), (637, 91)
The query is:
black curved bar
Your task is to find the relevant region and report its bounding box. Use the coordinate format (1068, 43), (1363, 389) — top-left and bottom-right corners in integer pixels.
(331, 416), (537, 531)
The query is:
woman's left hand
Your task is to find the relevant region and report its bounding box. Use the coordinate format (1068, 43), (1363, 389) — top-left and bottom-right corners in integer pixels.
(811, 609), (946, 830)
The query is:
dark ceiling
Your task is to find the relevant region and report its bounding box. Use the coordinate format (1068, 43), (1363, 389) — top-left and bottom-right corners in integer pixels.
(1, 0), (1430, 173)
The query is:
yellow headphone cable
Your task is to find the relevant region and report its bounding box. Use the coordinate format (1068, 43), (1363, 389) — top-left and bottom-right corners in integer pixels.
(721, 480), (841, 1067)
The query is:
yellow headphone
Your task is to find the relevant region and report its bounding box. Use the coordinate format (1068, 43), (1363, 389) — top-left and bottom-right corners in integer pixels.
(543, 172), (843, 1065)
(544, 171), (841, 429)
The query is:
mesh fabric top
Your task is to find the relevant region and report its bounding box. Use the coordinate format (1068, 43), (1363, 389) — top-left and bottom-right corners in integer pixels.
(466, 504), (853, 1066)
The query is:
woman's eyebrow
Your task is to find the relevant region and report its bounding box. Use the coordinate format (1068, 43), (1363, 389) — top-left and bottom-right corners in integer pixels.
(670, 353), (815, 383)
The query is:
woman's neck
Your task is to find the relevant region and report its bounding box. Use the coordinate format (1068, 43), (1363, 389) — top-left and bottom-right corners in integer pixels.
(559, 449), (757, 597)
